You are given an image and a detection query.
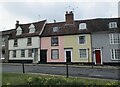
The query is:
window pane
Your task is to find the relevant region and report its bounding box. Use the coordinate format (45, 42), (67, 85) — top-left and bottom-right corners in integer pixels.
(53, 27), (59, 32)
(14, 39), (18, 47)
(51, 37), (58, 46)
(21, 50), (25, 57)
(27, 38), (32, 46)
(51, 49), (59, 59)
(79, 49), (87, 58)
(79, 23), (87, 30)
(13, 50), (16, 58)
(79, 36), (85, 44)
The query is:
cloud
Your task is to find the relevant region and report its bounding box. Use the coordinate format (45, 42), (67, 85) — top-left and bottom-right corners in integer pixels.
(0, 1), (119, 31)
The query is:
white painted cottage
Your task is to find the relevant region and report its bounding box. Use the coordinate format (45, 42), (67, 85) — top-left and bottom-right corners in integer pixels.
(8, 20), (46, 63)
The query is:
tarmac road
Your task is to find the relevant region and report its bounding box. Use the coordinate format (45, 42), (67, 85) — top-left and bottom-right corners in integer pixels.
(2, 63), (120, 80)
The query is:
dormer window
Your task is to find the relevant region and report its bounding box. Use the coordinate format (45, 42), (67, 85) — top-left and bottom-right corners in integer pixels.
(53, 27), (60, 32)
(16, 26), (22, 35)
(79, 23), (87, 30)
(29, 24), (35, 33)
(109, 22), (117, 29)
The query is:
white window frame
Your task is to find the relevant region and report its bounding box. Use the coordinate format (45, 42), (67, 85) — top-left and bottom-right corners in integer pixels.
(79, 49), (88, 59)
(110, 49), (120, 60)
(21, 49), (25, 57)
(109, 33), (120, 44)
(109, 22), (117, 29)
(13, 50), (16, 58)
(78, 35), (86, 45)
(53, 27), (59, 32)
(51, 49), (59, 59)
(79, 23), (87, 30)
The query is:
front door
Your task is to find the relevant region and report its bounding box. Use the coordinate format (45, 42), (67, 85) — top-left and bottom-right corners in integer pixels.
(65, 49), (72, 63)
(95, 50), (101, 64)
(40, 50), (47, 63)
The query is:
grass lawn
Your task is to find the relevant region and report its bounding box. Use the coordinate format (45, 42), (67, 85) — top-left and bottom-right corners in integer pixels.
(2, 73), (120, 86)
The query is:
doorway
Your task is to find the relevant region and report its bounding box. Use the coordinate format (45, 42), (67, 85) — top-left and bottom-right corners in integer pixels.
(64, 49), (72, 62)
(95, 50), (102, 64)
(40, 50), (47, 63)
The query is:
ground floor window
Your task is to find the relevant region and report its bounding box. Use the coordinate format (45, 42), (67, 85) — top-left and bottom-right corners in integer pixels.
(79, 49), (87, 58)
(51, 49), (59, 59)
(21, 50), (25, 57)
(13, 50), (16, 58)
(111, 49), (120, 60)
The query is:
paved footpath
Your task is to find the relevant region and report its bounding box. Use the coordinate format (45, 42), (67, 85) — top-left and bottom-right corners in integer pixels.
(2, 63), (120, 80)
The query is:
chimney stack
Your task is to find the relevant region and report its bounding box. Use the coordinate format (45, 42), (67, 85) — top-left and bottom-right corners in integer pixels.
(65, 11), (74, 24)
(15, 20), (19, 28)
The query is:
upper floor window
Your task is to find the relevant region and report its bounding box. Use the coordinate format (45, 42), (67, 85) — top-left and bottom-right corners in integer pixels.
(21, 50), (25, 57)
(111, 49), (120, 60)
(14, 39), (18, 47)
(109, 22), (117, 29)
(51, 49), (59, 59)
(109, 33), (120, 44)
(27, 38), (32, 46)
(51, 37), (58, 46)
(29, 24), (35, 33)
(52, 27), (60, 32)
(79, 36), (86, 44)
(79, 49), (88, 58)
(16, 26), (22, 35)
(13, 50), (16, 58)
(79, 23), (87, 30)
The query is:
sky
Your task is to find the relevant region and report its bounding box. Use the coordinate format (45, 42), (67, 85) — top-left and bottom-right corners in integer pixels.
(0, 0), (119, 31)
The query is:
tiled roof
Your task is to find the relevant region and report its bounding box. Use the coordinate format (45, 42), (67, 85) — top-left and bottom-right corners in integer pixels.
(9, 20), (46, 39)
(41, 18), (120, 37)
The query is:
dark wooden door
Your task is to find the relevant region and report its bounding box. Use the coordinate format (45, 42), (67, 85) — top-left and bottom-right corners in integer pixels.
(95, 50), (101, 64)
(66, 51), (71, 62)
(40, 50), (47, 63)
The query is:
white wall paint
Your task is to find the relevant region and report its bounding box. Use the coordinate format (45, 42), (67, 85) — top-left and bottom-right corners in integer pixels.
(9, 36), (40, 62)
(9, 37), (39, 50)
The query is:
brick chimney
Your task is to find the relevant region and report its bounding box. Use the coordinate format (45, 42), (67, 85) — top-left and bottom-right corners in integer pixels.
(65, 11), (74, 24)
(15, 20), (19, 28)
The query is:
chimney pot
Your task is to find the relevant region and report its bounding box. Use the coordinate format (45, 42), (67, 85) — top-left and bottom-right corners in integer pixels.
(65, 11), (74, 24)
(15, 20), (19, 28)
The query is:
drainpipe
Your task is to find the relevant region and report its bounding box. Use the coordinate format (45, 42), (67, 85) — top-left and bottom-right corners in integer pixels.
(90, 33), (94, 68)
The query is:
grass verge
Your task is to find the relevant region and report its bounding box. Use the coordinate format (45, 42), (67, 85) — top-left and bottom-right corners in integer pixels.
(2, 73), (120, 86)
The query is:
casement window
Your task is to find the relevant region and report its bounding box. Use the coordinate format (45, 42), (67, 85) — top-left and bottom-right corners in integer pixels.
(79, 23), (87, 30)
(27, 38), (32, 46)
(21, 50), (25, 57)
(109, 34), (120, 44)
(79, 49), (88, 58)
(109, 22), (117, 29)
(51, 37), (58, 46)
(14, 39), (18, 47)
(51, 49), (59, 59)
(53, 27), (60, 32)
(28, 49), (32, 57)
(13, 50), (16, 58)
(79, 36), (86, 44)
(111, 49), (120, 60)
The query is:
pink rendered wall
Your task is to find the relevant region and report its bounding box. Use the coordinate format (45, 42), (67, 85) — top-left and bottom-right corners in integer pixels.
(41, 36), (65, 62)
